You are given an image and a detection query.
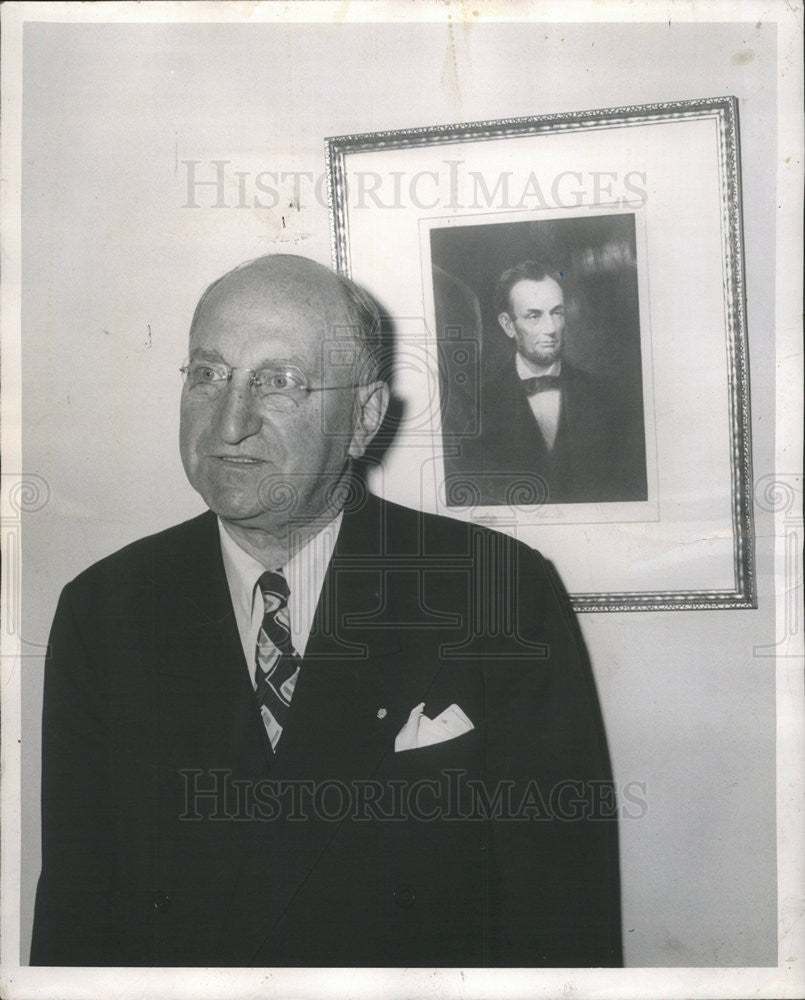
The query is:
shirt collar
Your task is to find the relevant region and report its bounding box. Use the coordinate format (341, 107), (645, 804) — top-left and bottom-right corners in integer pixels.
(217, 509), (344, 656)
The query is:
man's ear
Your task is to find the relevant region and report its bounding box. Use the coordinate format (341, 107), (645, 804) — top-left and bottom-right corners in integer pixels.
(348, 381), (390, 459)
(497, 311), (515, 339)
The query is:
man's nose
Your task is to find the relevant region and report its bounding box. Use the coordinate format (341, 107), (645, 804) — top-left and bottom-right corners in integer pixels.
(537, 315), (557, 335)
(215, 375), (263, 443)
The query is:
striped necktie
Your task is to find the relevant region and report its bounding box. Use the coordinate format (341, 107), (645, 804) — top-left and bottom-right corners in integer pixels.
(254, 569), (302, 751)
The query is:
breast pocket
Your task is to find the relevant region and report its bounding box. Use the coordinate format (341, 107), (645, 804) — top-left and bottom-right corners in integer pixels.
(382, 726), (483, 782)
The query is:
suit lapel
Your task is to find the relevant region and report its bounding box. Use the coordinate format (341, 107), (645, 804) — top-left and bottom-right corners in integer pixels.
(269, 494), (402, 773)
(493, 361), (550, 461)
(266, 493), (454, 772)
(152, 510), (270, 777)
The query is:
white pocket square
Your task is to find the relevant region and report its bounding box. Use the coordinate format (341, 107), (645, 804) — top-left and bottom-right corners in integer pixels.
(394, 702), (474, 752)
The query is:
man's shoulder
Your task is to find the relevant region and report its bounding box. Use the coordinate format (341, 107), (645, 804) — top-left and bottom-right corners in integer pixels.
(563, 362), (610, 391)
(366, 498), (573, 645)
(65, 509), (217, 592)
(359, 493), (548, 567)
(562, 362), (625, 416)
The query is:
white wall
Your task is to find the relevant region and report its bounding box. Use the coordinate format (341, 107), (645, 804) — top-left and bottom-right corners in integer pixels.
(18, 17), (778, 966)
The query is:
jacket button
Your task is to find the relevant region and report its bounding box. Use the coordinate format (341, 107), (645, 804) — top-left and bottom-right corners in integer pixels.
(393, 884), (416, 909)
(153, 890), (172, 912)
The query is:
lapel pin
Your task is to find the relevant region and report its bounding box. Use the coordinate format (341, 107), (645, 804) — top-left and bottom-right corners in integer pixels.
(377, 708), (387, 720)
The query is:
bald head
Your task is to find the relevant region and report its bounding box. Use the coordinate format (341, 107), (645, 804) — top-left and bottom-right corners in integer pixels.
(190, 254), (383, 383)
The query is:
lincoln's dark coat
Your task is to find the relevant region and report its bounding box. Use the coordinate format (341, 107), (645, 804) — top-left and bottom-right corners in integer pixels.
(446, 358), (647, 506)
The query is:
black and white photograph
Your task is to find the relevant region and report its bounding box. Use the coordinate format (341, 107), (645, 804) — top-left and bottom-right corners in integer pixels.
(0, 4), (802, 1000)
(430, 213), (649, 508)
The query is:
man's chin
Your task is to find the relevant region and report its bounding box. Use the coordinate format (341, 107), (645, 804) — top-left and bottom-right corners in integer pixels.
(203, 486), (312, 533)
(192, 478), (259, 518)
(207, 498), (266, 525)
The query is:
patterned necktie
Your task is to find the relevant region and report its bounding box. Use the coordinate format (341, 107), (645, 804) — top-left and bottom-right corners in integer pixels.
(254, 569), (302, 751)
(521, 374), (563, 396)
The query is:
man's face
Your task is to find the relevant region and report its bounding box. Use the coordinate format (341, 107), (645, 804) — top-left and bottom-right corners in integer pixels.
(498, 277), (566, 368)
(179, 263), (385, 536)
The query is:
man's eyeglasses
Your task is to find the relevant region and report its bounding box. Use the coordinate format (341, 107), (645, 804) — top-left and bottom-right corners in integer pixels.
(180, 361), (360, 413)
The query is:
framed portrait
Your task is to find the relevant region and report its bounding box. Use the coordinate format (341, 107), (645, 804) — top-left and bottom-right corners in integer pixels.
(327, 97), (755, 612)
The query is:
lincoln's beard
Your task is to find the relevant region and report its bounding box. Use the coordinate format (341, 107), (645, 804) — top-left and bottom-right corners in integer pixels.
(522, 341), (562, 368)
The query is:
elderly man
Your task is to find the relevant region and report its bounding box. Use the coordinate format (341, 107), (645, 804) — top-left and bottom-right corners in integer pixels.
(451, 260), (647, 506)
(31, 254), (621, 968)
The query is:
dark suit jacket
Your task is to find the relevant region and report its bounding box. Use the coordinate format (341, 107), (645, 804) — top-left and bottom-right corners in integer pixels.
(31, 494), (622, 967)
(446, 356), (647, 506)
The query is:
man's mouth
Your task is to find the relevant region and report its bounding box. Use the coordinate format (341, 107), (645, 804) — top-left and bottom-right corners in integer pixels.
(215, 455), (264, 464)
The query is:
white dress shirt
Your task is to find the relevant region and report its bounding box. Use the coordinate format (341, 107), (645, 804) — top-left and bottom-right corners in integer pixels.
(516, 353), (563, 451)
(218, 511), (343, 685)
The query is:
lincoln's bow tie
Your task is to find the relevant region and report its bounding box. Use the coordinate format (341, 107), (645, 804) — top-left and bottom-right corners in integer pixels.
(521, 374), (563, 396)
